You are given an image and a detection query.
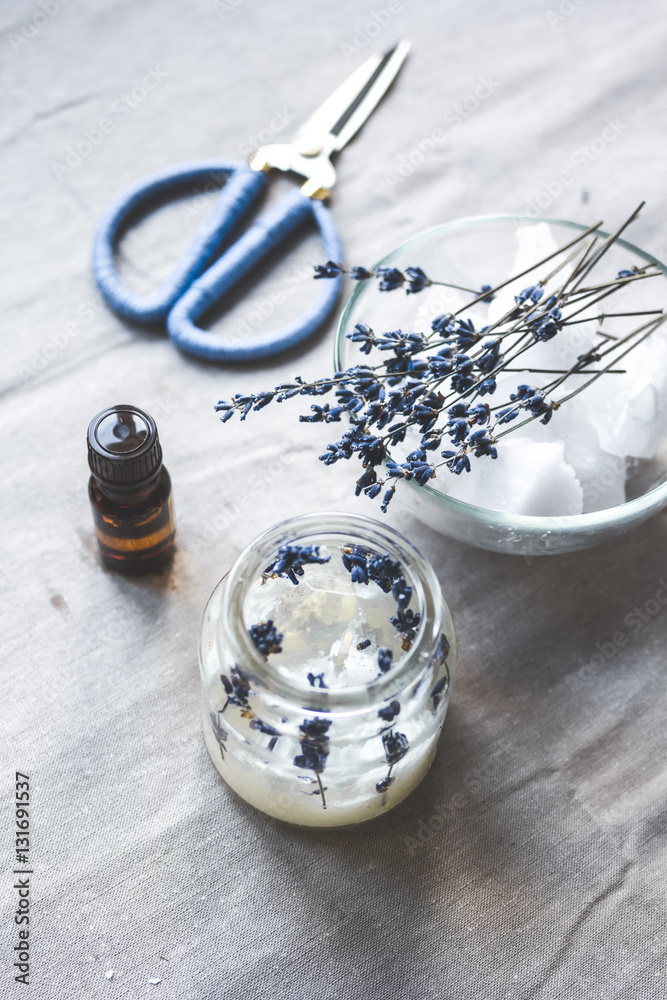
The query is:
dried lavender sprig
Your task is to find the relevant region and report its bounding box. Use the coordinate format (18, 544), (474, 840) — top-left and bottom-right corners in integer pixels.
(500, 316), (658, 403)
(560, 269), (662, 306)
(560, 309), (663, 327)
(324, 222), (656, 351)
(314, 260), (492, 299)
(475, 265), (659, 349)
(354, 271), (664, 487)
(458, 269), (660, 399)
(567, 202), (645, 293)
(366, 222), (664, 496)
(556, 272), (657, 328)
(501, 367), (627, 374)
(315, 219), (606, 320)
(344, 268), (655, 378)
(217, 208), (665, 511)
(557, 234), (605, 298)
(248, 620), (283, 657)
(538, 238), (596, 287)
(293, 717), (331, 809)
(436, 226), (655, 344)
(450, 218), (605, 316)
(262, 543), (331, 585)
(494, 315), (667, 440)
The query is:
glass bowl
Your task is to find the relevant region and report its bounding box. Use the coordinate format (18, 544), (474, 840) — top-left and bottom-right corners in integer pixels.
(334, 215), (667, 556)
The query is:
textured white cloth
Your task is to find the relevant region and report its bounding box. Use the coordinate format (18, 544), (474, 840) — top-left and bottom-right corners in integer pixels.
(1, 0), (666, 996)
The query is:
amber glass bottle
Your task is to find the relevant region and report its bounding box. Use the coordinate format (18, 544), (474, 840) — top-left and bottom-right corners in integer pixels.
(87, 404), (176, 573)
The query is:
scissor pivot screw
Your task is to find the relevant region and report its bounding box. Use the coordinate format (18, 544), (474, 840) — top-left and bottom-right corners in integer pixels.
(293, 136), (324, 158)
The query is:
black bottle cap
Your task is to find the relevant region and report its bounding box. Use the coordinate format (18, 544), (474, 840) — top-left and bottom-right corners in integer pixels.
(87, 404), (163, 490)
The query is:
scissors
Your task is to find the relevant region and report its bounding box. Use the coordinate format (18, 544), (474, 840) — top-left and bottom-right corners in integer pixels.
(92, 40), (410, 362)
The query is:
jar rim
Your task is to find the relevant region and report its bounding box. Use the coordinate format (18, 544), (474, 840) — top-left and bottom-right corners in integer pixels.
(217, 511), (447, 711)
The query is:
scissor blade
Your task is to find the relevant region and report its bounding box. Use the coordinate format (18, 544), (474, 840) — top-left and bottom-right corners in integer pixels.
(330, 40), (410, 152)
(294, 40), (410, 155)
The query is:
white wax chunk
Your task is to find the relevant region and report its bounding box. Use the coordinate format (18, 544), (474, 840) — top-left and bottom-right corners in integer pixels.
(575, 447), (627, 511)
(583, 333), (667, 459)
(551, 398), (626, 511)
(518, 396), (626, 512)
(444, 437), (584, 516)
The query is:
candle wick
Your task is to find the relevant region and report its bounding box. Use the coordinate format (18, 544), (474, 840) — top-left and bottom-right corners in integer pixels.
(333, 629), (355, 672)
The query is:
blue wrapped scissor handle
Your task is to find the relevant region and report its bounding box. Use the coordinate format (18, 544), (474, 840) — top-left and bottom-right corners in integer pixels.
(92, 160), (343, 362)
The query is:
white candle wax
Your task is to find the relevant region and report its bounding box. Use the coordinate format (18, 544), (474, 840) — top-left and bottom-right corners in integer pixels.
(199, 515), (456, 827)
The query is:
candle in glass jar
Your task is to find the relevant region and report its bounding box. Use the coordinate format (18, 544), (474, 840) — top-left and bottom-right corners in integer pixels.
(199, 513), (457, 827)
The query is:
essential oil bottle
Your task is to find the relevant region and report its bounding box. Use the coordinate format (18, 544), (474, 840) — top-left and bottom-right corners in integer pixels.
(87, 404), (176, 573)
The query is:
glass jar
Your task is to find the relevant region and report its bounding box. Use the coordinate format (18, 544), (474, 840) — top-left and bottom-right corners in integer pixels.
(199, 512), (457, 827)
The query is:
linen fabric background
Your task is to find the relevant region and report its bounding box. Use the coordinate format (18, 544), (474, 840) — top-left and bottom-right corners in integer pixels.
(1, 0), (666, 997)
